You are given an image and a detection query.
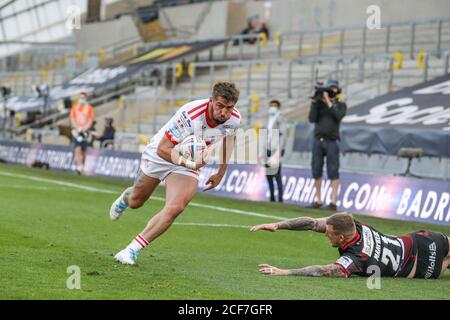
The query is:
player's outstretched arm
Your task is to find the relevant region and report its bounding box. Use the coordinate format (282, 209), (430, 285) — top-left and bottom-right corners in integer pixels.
(259, 263), (347, 278)
(250, 216), (327, 233)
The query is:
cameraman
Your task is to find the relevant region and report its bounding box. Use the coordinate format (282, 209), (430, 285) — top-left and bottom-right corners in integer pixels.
(308, 80), (347, 210)
(70, 92), (95, 175)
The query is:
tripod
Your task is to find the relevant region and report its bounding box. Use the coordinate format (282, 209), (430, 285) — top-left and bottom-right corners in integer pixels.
(396, 148), (423, 178)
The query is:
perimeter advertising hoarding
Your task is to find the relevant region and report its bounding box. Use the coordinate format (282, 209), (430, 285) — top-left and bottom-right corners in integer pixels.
(0, 140), (448, 227)
(200, 165), (450, 227)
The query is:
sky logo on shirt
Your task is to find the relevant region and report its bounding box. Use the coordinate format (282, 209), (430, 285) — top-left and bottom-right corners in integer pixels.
(337, 256), (353, 269)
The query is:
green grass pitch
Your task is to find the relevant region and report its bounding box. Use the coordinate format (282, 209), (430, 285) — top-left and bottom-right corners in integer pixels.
(0, 163), (449, 300)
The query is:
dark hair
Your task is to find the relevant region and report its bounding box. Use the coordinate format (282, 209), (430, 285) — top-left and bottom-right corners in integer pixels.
(326, 212), (355, 236)
(79, 92), (88, 98)
(269, 100), (281, 107)
(212, 81), (240, 103)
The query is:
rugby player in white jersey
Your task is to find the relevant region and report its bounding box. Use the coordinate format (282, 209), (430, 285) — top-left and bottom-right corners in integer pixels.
(110, 82), (241, 265)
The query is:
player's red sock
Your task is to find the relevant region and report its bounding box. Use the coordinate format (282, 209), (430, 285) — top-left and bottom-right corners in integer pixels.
(126, 234), (149, 253)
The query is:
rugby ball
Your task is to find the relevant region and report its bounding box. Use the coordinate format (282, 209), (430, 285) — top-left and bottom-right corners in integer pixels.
(176, 135), (208, 162)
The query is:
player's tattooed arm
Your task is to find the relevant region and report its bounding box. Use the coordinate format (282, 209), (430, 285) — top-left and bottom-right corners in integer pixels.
(286, 264), (347, 277)
(250, 217), (326, 233)
(276, 217), (327, 233)
(259, 263), (347, 277)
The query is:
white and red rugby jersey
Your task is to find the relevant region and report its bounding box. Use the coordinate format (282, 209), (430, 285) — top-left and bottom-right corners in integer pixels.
(147, 98), (241, 150)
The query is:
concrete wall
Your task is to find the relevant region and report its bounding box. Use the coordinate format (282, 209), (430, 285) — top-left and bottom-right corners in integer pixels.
(160, 0), (450, 38)
(74, 0), (450, 49)
(74, 16), (141, 50)
(159, 2), (209, 38)
(265, 0), (450, 32)
(159, 1), (248, 39)
(103, 0), (154, 20)
(195, 1), (229, 39)
(227, 2), (248, 35)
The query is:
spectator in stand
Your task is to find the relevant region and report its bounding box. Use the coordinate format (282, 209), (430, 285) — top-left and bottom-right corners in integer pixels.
(92, 117), (116, 148)
(234, 19), (257, 45)
(257, 22), (270, 40)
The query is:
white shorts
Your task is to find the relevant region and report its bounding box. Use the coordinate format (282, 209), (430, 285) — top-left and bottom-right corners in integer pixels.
(140, 145), (199, 181)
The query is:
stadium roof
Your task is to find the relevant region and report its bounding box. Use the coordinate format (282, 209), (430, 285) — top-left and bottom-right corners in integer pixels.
(0, 0), (119, 58)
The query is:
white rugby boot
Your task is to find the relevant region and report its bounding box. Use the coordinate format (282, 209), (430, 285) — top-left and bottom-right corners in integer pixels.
(109, 189), (129, 221)
(114, 248), (138, 265)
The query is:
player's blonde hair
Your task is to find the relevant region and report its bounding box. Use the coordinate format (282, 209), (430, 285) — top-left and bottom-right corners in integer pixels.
(326, 212), (356, 236)
(212, 81), (240, 103)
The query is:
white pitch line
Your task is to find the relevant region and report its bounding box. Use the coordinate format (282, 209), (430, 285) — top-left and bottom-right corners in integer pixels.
(0, 184), (73, 191)
(187, 202), (287, 220)
(174, 222), (250, 229)
(0, 170), (288, 221)
(0, 171), (116, 194)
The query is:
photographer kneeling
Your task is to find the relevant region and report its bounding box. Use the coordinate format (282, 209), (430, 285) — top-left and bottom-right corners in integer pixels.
(308, 80), (347, 210)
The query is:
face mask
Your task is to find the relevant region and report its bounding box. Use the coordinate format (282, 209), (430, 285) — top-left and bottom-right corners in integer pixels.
(268, 106), (279, 115)
(79, 98), (87, 105)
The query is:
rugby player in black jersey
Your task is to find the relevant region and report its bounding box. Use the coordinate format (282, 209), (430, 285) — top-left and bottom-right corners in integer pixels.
(250, 212), (449, 279)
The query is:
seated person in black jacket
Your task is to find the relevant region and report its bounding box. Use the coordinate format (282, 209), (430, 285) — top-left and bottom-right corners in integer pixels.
(92, 117), (116, 148)
(234, 19), (257, 45)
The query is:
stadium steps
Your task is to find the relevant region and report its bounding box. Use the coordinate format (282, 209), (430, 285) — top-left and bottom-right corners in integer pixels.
(284, 150), (450, 181)
(5, 17), (449, 96)
(30, 19), (450, 147)
(117, 51), (441, 136)
(89, 47), (446, 142)
(284, 151), (407, 177)
(3, 16), (450, 94)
